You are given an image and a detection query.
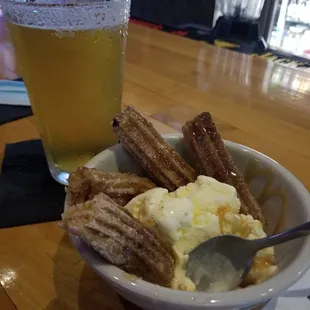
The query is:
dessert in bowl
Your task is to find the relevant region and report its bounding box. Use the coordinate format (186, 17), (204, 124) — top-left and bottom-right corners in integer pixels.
(62, 106), (310, 309)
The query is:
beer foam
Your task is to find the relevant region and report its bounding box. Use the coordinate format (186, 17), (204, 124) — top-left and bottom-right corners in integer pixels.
(5, 0), (130, 30)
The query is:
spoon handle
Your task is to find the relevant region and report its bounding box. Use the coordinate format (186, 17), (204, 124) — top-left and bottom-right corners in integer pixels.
(252, 220), (310, 251)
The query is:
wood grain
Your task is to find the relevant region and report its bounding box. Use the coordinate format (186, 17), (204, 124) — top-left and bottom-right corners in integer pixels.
(1, 20), (310, 310)
(0, 285), (16, 310)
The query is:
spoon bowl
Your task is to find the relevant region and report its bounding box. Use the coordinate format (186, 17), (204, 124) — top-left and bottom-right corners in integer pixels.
(186, 235), (256, 292)
(187, 220), (310, 292)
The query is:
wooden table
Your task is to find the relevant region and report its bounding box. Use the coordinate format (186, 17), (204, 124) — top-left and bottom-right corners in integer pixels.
(1, 19), (310, 310)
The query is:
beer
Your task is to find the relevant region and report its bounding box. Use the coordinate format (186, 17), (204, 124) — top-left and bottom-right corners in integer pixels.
(5, 1), (130, 182)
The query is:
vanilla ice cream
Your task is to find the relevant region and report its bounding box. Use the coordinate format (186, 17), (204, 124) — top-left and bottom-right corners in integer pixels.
(125, 176), (277, 291)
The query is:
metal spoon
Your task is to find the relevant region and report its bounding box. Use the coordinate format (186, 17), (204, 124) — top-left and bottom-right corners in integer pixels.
(186, 221), (310, 292)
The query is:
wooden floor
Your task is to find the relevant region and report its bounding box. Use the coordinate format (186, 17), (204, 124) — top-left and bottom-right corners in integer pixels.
(1, 14), (310, 310)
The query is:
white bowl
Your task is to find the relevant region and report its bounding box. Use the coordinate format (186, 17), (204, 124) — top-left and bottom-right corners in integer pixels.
(66, 134), (310, 310)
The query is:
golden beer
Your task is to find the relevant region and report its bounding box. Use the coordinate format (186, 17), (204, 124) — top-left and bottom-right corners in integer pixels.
(5, 1), (130, 183)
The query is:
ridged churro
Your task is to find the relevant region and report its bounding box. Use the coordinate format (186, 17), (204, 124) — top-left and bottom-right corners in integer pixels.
(67, 167), (156, 206)
(182, 112), (265, 225)
(113, 105), (197, 191)
(62, 192), (174, 286)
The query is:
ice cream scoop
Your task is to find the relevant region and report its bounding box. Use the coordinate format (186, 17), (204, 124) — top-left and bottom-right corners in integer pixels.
(187, 220), (310, 292)
(125, 175), (277, 291)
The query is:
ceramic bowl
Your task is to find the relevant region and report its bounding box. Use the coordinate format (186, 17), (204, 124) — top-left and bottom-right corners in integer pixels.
(66, 134), (310, 310)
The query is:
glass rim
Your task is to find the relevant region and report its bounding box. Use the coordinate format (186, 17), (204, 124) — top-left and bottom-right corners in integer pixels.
(6, 0), (127, 7)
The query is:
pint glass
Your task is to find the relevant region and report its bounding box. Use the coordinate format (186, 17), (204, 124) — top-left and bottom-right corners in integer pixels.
(3, 0), (131, 183)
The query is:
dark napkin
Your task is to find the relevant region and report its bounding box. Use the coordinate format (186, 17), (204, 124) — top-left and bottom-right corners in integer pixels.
(0, 139), (65, 228)
(0, 105), (32, 125)
(0, 78), (32, 125)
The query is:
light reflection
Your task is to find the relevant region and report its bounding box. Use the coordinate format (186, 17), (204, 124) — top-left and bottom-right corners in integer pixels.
(199, 42), (310, 98)
(0, 269), (17, 287)
(239, 54), (252, 87)
(262, 61), (310, 97)
(197, 46), (253, 89)
(262, 61), (274, 94)
(197, 47), (210, 91)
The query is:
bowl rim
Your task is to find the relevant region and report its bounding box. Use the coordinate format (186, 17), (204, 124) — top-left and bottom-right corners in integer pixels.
(69, 134), (310, 308)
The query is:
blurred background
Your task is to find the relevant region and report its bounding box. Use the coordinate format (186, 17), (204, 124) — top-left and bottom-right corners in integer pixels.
(2, 0), (310, 70)
(130, 0), (310, 62)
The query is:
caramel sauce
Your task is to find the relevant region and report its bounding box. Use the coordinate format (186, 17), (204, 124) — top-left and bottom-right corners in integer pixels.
(217, 205), (232, 234)
(244, 160), (288, 235)
(217, 206), (251, 237)
(252, 257), (274, 269)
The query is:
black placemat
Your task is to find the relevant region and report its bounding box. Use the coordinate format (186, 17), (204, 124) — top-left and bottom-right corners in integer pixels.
(0, 78), (32, 125)
(0, 105), (32, 125)
(0, 139), (65, 228)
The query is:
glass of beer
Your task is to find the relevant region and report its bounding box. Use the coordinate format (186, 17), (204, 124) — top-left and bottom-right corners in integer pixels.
(3, 0), (131, 184)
